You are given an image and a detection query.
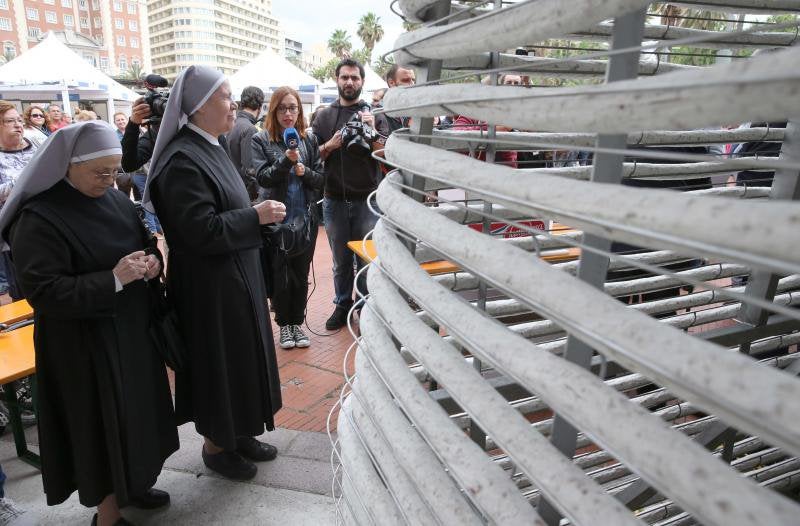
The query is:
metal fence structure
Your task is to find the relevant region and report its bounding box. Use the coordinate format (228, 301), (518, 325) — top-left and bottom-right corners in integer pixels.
(329, 1), (800, 524)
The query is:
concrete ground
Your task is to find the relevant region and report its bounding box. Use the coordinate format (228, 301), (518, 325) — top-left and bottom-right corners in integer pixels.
(0, 227), (358, 525)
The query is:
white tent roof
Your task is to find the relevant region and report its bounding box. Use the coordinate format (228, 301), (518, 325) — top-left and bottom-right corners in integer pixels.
(363, 65), (388, 92)
(0, 32), (138, 101)
(229, 48), (320, 97)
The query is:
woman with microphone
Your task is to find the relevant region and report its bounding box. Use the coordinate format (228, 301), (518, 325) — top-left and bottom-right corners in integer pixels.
(252, 87), (323, 349)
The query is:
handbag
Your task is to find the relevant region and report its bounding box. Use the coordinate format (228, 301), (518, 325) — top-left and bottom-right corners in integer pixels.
(144, 246), (187, 372)
(260, 203), (318, 258)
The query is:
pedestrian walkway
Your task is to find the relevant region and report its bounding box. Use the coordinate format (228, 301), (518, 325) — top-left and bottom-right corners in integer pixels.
(0, 226), (358, 524)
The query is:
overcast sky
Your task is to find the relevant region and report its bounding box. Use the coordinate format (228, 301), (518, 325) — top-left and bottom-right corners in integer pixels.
(271, 0), (404, 63)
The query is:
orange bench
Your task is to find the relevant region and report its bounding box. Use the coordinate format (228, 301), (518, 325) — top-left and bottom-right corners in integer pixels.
(0, 301), (39, 468)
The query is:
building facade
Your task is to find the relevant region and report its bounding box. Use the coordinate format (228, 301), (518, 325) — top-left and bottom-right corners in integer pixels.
(148, 0), (282, 81)
(0, 0), (150, 76)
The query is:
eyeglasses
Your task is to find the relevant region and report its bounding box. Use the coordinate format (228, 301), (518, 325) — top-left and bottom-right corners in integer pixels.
(2, 118), (23, 126)
(277, 105), (299, 114)
(92, 169), (120, 181)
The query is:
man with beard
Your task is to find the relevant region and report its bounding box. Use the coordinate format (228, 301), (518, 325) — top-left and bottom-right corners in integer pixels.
(313, 59), (389, 330)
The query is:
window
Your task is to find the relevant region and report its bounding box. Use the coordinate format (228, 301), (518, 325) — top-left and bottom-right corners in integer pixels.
(43, 0), (55, 4)
(129, 36), (138, 48)
(132, 57), (140, 66)
(3, 42), (15, 57)
(61, 0), (72, 7)
(93, 16), (100, 28)
(114, 18), (123, 29)
(92, 0), (99, 9)
(128, 20), (137, 31)
(26, 8), (38, 21)
(83, 53), (95, 66)
(27, 27), (41, 38)
(78, 0), (87, 9)
(119, 54), (127, 70)
(63, 14), (73, 26)
(116, 35), (125, 46)
(113, 1), (122, 12)
(127, 2), (136, 14)
(0, 18), (10, 31)
(80, 17), (88, 28)
(45, 11), (56, 23)
(99, 56), (108, 70)
(0, 0), (7, 10)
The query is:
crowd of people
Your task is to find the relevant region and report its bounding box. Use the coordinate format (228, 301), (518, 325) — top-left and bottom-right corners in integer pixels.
(0, 55), (785, 526)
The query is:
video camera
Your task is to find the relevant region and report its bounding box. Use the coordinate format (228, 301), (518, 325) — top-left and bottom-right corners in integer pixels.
(143, 74), (170, 126)
(340, 103), (378, 158)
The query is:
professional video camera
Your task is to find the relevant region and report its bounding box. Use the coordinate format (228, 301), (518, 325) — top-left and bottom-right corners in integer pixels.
(340, 104), (378, 158)
(143, 74), (170, 126)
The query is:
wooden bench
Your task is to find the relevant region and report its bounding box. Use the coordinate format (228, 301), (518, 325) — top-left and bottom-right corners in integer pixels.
(0, 301), (39, 469)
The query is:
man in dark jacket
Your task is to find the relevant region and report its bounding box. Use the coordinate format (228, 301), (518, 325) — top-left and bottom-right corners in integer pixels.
(226, 86), (264, 201)
(313, 59), (389, 329)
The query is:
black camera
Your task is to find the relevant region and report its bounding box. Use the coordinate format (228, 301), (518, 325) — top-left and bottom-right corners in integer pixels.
(340, 106), (377, 158)
(143, 74), (170, 125)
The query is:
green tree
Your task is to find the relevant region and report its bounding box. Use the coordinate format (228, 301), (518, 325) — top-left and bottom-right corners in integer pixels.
(357, 12), (384, 62)
(311, 57), (339, 83)
(351, 48), (371, 67)
(124, 62), (143, 81)
(328, 29), (352, 59)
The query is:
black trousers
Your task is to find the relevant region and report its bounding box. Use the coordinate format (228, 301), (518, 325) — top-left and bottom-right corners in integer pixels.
(270, 229), (317, 326)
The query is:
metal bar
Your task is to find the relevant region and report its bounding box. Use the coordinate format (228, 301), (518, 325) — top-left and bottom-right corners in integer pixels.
(539, 9), (647, 524)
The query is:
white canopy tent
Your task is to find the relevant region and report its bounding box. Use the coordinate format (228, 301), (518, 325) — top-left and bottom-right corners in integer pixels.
(0, 32), (138, 119)
(228, 48), (321, 110)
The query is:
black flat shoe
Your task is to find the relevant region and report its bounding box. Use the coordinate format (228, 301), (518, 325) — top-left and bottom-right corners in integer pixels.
(236, 436), (278, 462)
(91, 513), (135, 525)
(201, 446), (257, 480)
(129, 487), (170, 509)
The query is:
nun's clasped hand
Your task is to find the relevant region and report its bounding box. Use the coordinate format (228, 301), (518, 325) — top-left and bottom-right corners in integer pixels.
(253, 200), (287, 225)
(113, 250), (160, 285)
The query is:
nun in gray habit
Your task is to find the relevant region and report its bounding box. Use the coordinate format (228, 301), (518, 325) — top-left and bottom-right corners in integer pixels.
(143, 66), (286, 481)
(0, 121), (179, 526)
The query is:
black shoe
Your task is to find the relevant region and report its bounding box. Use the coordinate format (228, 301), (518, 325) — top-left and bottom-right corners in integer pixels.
(129, 487), (170, 509)
(325, 306), (349, 330)
(236, 436), (278, 462)
(201, 447), (257, 480)
(91, 514), (135, 525)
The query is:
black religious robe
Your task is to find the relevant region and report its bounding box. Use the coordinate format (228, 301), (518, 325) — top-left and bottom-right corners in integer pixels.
(6, 180), (178, 507)
(150, 127), (282, 450)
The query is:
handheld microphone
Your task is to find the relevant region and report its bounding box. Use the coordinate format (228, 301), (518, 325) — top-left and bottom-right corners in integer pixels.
(283, 127), (300, 150)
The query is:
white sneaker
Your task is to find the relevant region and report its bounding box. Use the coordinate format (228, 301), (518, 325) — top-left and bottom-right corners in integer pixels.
(278, 325), (295, 349)
(292, 325), (310, 348)
(0, 498), (37, 526)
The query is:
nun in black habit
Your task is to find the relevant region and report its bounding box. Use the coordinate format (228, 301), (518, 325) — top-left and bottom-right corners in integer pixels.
(0, 121), (179, 526)
(143, 66), (286, 481)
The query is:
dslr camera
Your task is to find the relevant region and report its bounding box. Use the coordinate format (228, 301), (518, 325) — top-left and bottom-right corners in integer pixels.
(340, 104), (378, 158)
(143, 74), (170, 126)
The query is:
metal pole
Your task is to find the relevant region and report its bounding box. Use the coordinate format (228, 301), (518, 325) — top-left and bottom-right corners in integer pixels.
(538, 8), (648, 526)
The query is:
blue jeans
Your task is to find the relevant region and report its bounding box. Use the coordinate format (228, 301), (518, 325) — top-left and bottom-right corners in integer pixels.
(0, 462), (6, 498)
(322, 197), (379, 309)
(133, 173), (162, 233)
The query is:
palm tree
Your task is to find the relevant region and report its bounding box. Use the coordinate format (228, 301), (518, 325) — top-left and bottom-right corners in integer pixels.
(357, 12), (384, 62)
(125, 62), (143, 81)
(328, 29), (352, 60)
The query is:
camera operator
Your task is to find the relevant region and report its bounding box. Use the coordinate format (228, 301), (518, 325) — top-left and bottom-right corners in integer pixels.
(121, 97), (156, 173)
(226, 86), (264, 202)
(313, 58), (389, 330)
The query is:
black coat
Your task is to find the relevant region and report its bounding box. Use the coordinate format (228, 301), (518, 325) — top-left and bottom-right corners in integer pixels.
(7, 181), (178, 507)
(149, 127), (282, 450)
(226, 111), (260, 200)
(251, 130), (324, 205)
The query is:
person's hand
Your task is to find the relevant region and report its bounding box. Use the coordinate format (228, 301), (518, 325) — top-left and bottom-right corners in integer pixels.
(285, 149), (300, 163)
(113, 251), (148, 285)
(295, 162), (305, 176)
(326, 130), (343, 152)
(253, 200), (286, 224)
(144, 254), (161, 280)
(130, 98), (152, 125)
(359, 111), (375, 129)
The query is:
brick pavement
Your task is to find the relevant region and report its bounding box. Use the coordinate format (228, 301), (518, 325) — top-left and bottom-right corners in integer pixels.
(270, 226), (356, 433)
